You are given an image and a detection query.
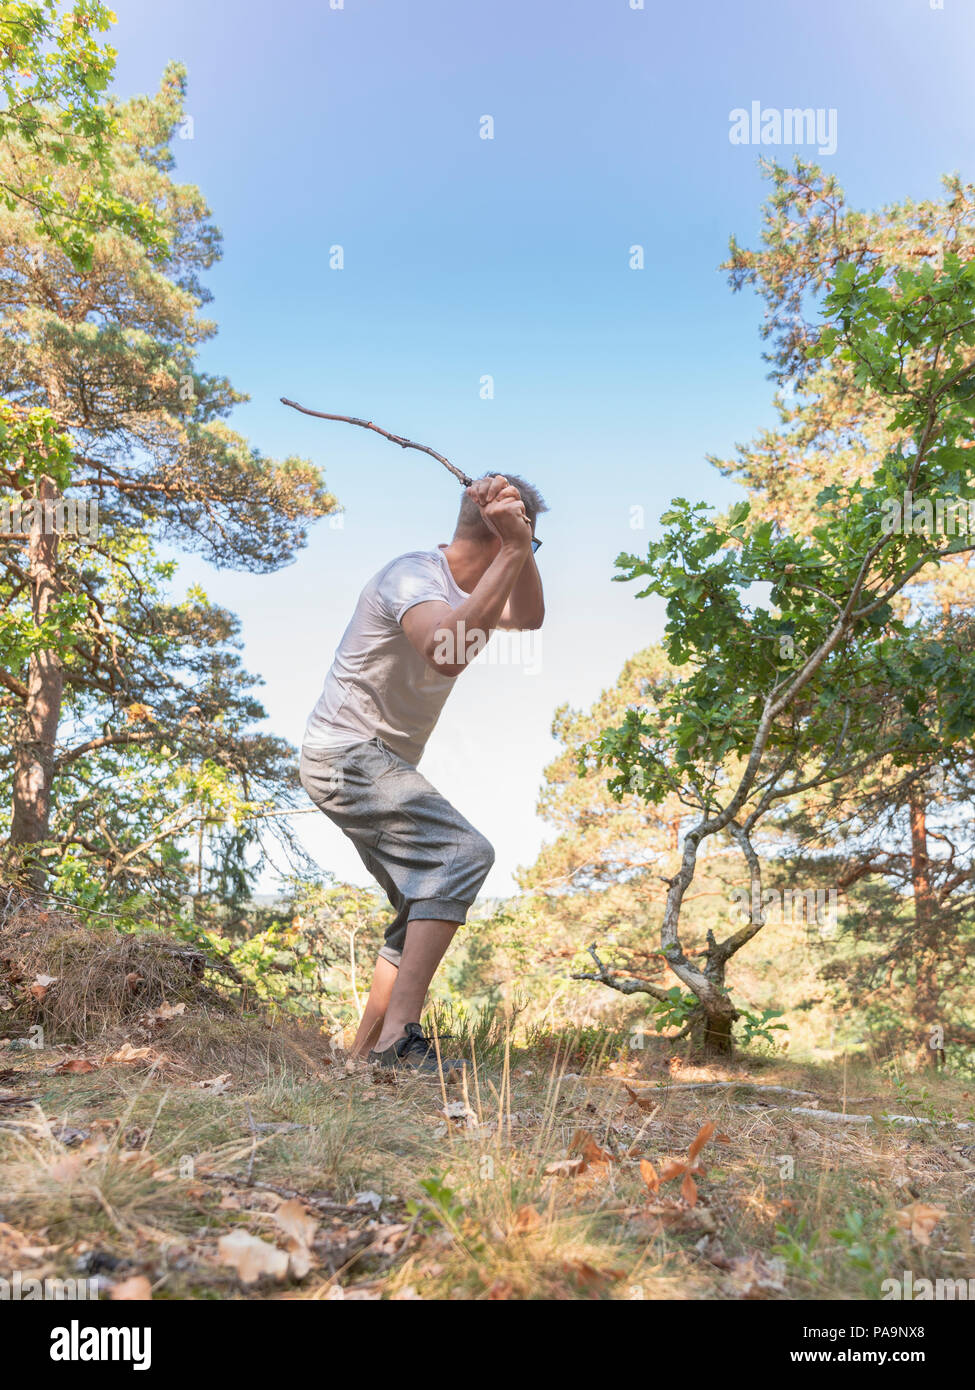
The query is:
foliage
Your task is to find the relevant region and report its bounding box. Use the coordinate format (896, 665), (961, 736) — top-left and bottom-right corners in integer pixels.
(0, 62), (337, 896)
(169, 879), (390, 1028)
(584, 248), (975, 1052)
(714, 162), (975, 1059)
(0, 1), (165, 266)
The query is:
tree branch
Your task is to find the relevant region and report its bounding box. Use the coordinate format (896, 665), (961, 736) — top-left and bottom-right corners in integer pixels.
(571, 942), (673, 1002)
(279, 399), (475, 488)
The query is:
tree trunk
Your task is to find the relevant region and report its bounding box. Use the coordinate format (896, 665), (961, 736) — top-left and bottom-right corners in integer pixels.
(9, 476), (63, 885)
(691, 1010), (736, 1058)
(908, 786), (943, 1068)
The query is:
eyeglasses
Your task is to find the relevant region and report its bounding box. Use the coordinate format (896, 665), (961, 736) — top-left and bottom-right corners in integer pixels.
(531, 536), (542, 554)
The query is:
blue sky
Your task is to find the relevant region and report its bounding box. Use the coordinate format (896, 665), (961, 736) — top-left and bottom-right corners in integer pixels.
(110, 0), (974, 894)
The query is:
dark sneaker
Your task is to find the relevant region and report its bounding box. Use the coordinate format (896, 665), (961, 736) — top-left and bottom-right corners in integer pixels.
(368, 1022), (465, 1078)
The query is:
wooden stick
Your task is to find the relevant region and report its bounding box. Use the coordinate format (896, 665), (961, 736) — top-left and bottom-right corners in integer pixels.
(620, 1081), (819, 1099)
(786, 1107), (973, 1128)
(280, 398), (474, 488)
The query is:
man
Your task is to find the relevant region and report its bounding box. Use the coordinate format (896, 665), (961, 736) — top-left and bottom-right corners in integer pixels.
(300, 473), (547, 1074)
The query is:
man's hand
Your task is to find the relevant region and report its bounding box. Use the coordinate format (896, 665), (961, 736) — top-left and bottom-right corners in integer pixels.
(401, 475), (542, 675)
(467, 474), (532, 549)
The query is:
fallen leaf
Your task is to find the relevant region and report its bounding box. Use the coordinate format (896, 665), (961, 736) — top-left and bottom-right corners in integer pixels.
(630, 1202), (717, 1237)
(49, 1124), (90, 1147)
(562, 1257), (624, 1291)
(107, 1043), (154, 1064)
(195, 1073), (232, 1094)
(48, 1154), (85, 1182)
(152, 1002), (186, 1021)
(510, 1204), (541, 1235)
(638, 1121), (716, 1208)
(54, 1058), (98, 1075)
(274, 1199), (318, 1250)
(569, 1128), (613, 1168)
(544, 1157), (585, 1177)
(367, 1223), (408, 1258)
(110, 1276), (152, 1301)
(623, 1084), (659, 1114)
(896, 1202), (946, 1246)
(77, 1130), (110, 1157)
(639, 1158), (660, 1193)
(727, 1252), (786, 1299)
(217, 1230), (288, 1284)
(353, 1190), (382, 1212)
(695, 1233), (733, 1269)
(687, 1121), (715, 1161)
(118, 1151), (156, 1173)
(0, 1221), (55, 1266)
(329, 1283), (383, 1300)
(487, 1278), (514, 1299)
(287, 1242), (314, 1279)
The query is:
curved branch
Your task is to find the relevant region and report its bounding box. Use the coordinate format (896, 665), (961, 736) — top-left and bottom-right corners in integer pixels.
(571, 942), (673, 1002)
(280, 399), (474, 488)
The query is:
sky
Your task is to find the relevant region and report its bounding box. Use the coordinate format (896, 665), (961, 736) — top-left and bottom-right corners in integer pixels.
(108, 0), (975, 896)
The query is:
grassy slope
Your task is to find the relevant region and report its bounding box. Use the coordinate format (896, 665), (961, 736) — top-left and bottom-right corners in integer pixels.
(2, 1021), (973, 1301)
(1, 901), (973, 1301)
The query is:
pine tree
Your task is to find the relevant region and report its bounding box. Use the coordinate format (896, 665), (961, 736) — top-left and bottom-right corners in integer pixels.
(0, 63), (336, 888)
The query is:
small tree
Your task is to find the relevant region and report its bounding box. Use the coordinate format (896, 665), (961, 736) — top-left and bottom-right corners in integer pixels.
(710, 161), (975, 1064)
(516, 647), (752, 1031)
(581, 254), (975, 1055)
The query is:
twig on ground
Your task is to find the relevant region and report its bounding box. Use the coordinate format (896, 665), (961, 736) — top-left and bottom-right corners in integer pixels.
(786, 1106), (974, 1128)
(197, 1169), (373, 1214)
(245, 1103), (258, 1182)
(625, 1082), (819, 1099)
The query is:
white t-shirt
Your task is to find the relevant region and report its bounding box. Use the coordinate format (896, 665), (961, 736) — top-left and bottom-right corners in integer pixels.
(303, 546), (469, 765)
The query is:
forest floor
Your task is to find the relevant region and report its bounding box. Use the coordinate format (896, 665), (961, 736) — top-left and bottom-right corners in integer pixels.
(1, 906), (974, 1301)
(3, 1021), (975, 1301)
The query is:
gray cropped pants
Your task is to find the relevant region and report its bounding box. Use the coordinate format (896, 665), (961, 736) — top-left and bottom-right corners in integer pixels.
(299, 737), (495, 966)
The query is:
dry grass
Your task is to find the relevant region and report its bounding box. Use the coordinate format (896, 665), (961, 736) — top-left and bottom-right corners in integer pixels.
(0, 895), (222, 1039)
(1, 897), (973, 1301)
(0, 893), (332, 1077)
(2, 1019), (973, 1301)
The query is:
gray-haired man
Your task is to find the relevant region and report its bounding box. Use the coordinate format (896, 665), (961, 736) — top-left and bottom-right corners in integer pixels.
(300, 473), (546, 1073)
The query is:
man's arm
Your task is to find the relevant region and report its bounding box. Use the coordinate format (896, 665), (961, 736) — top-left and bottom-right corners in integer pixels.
(466, 471), (544, 630)
(401, 482), (533, 677)
(497, 548), (544, 630)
